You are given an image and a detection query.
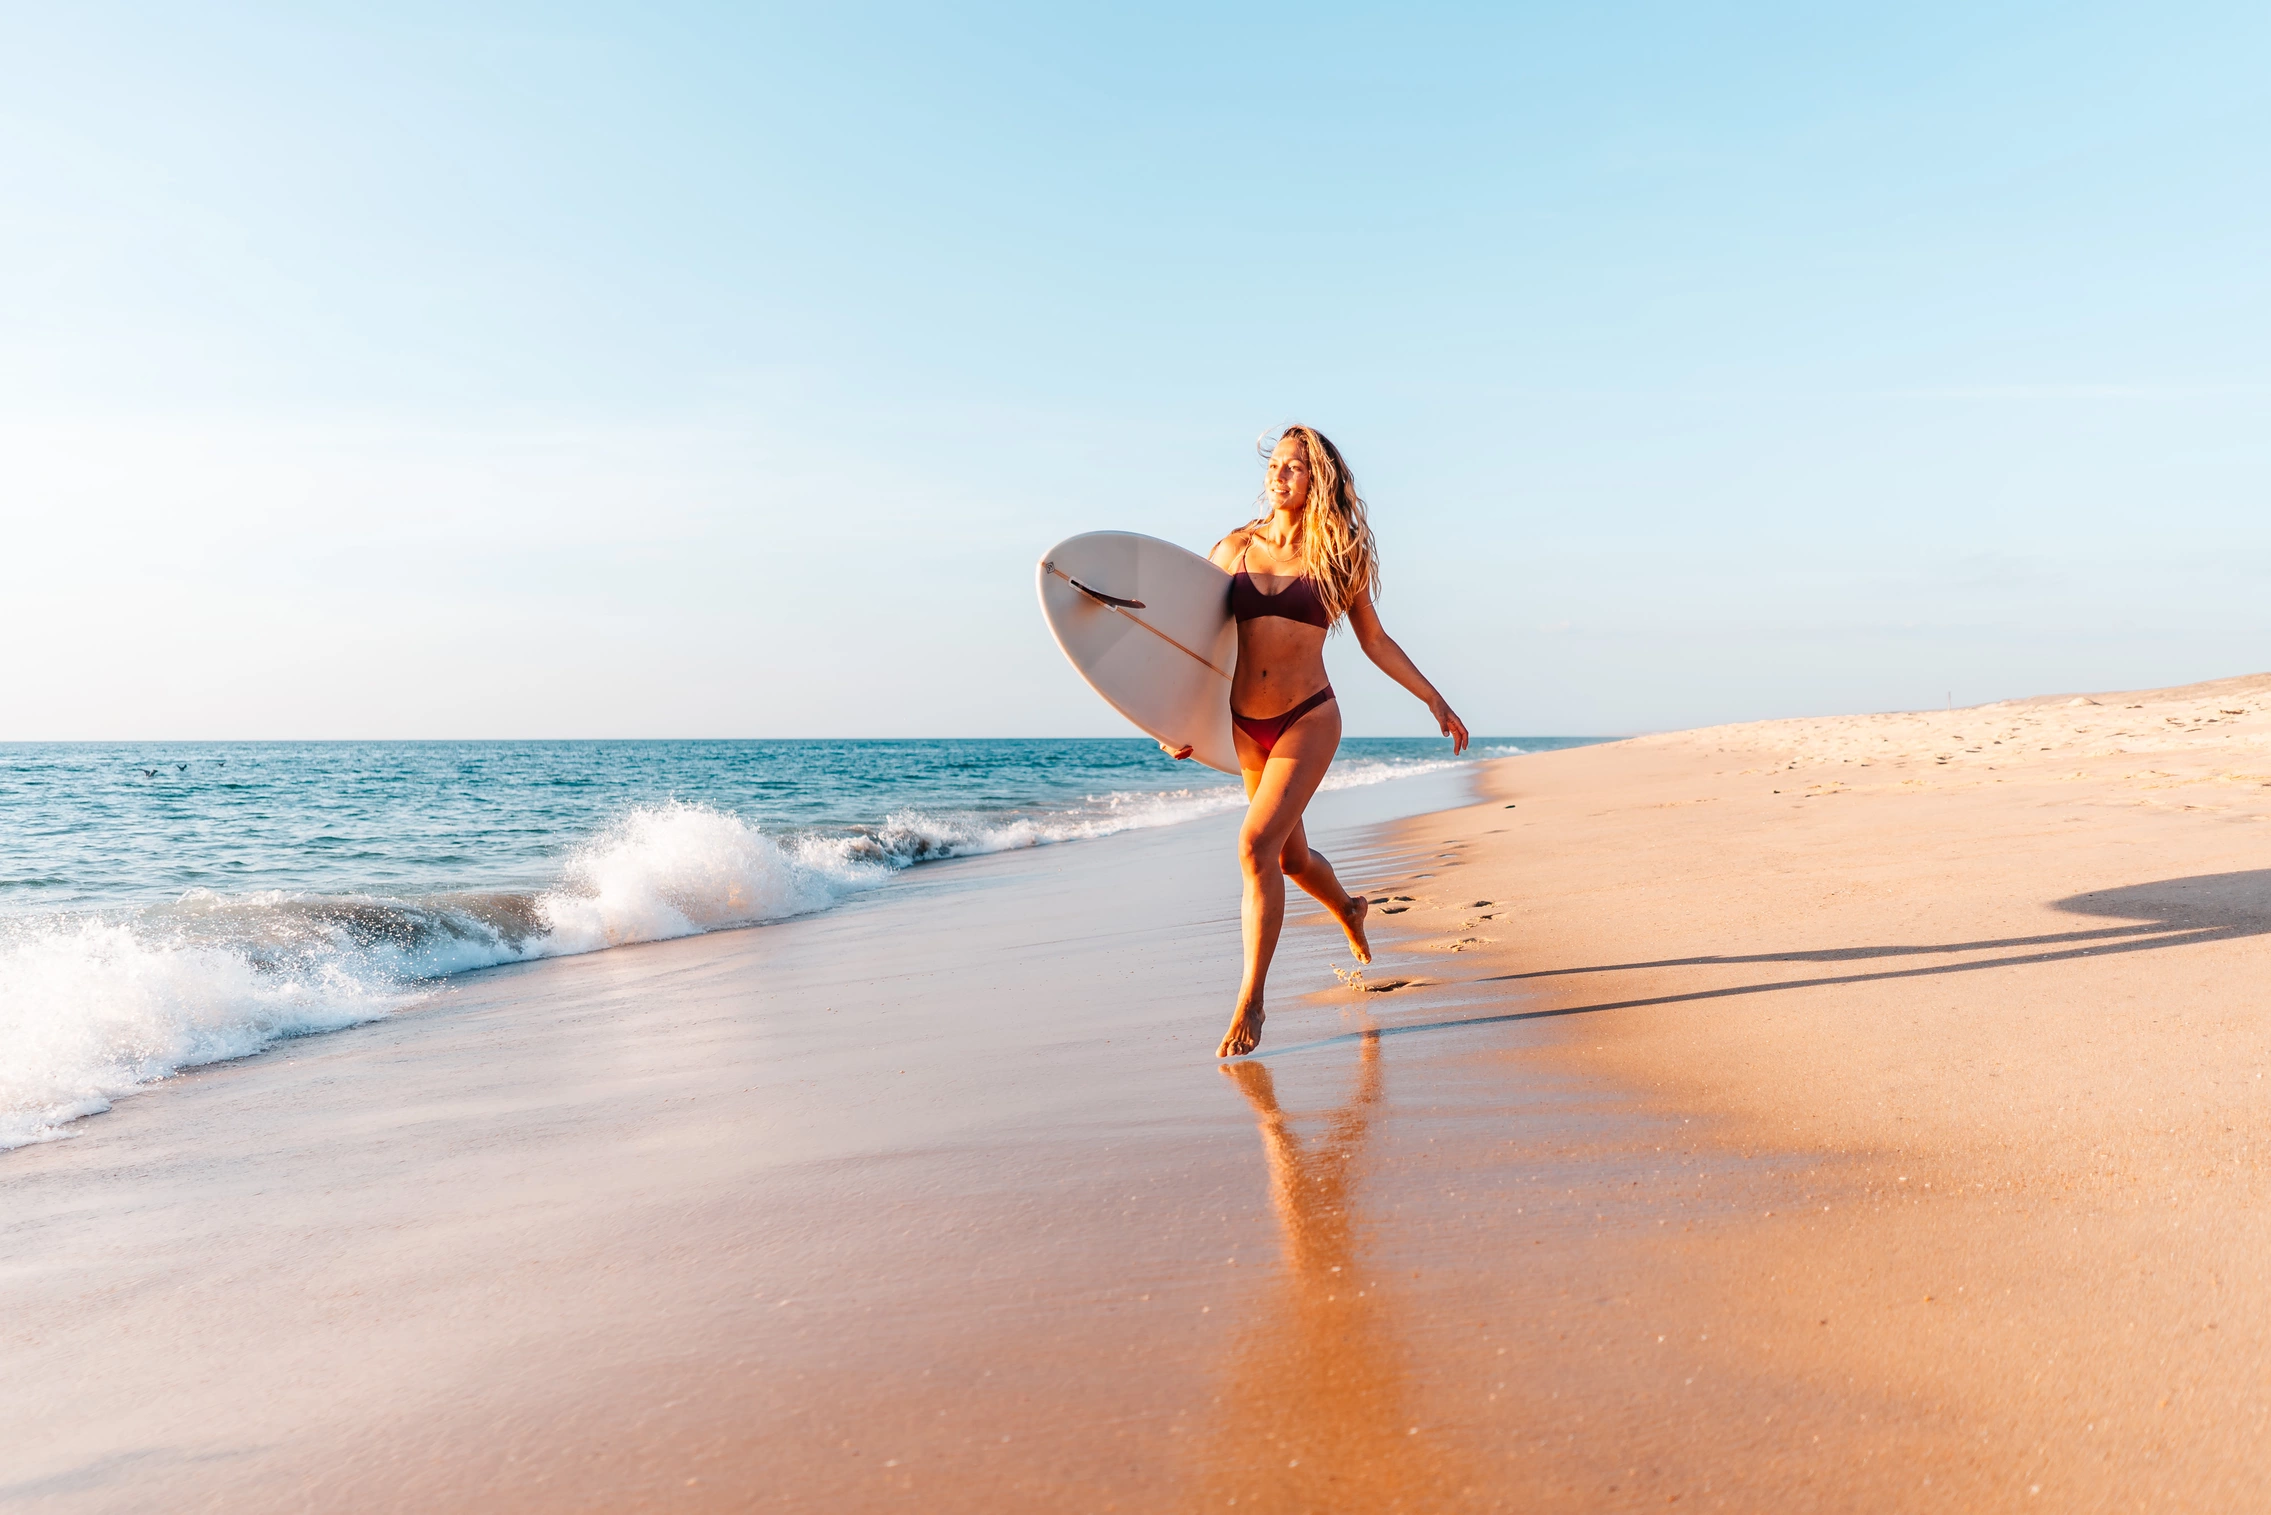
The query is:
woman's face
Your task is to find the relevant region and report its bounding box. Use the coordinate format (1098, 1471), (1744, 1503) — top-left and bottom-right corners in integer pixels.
(1265, 438), (1311, 514)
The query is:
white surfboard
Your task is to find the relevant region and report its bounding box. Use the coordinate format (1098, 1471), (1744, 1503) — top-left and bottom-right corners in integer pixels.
(1036, 531), (1241, 775)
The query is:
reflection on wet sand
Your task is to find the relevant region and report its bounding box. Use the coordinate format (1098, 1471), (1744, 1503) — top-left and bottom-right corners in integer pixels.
(1194, 1032), (1474, 1511)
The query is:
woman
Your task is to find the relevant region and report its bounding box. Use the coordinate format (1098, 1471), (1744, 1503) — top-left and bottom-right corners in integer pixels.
(1167, 426), (1469, 1057)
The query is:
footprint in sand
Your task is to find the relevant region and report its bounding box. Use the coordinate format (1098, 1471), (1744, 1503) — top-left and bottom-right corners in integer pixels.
(1332, 963), (1421, 994)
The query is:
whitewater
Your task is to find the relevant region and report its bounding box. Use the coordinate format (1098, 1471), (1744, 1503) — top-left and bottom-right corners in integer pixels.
(0, 737), (1588, 1149)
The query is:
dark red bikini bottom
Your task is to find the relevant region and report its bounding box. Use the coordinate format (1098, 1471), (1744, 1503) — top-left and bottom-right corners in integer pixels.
(1231, 685), (1336, 759)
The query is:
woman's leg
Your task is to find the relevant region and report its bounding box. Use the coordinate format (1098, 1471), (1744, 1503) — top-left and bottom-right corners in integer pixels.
(1221, 700), (1344, 1057)
(1277, 815), (1372, 966)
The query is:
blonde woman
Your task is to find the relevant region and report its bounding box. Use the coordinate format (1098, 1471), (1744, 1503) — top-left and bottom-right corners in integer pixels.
(1166, 426), (1469, 1056)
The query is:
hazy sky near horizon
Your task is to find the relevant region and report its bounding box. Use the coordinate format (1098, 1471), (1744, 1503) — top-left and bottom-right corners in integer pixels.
(4, 2), (2267, 739)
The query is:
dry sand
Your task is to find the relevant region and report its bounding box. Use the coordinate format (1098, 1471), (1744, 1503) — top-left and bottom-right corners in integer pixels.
(1349, 671), (2271, 1510)
(6, 676), (2271, 1513)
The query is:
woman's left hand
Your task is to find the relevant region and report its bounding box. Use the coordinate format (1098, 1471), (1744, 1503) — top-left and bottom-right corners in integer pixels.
(1433, 700), (1470, 754)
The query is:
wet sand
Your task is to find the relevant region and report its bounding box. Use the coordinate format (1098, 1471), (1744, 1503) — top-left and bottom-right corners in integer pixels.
(6, 770), (1660, 1513)
(7, 676), (2271, 1512)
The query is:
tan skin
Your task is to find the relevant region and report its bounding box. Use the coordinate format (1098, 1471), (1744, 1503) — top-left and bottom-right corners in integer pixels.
(1165, 437), (1469, 1057)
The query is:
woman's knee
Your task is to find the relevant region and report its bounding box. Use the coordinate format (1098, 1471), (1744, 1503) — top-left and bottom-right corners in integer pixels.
(1278, 836), (1311, 874)
(1238, 826), (1281, 874)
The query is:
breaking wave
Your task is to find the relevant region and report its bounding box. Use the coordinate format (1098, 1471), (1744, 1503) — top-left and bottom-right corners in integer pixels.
(0, 750), (1481, 1149)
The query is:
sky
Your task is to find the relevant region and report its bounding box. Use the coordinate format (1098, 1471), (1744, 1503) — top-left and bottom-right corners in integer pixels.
(2, 1), (2266, 739)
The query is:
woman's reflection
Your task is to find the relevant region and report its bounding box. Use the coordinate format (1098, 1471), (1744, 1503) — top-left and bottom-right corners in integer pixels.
(1196, 1032), (1462, 1511)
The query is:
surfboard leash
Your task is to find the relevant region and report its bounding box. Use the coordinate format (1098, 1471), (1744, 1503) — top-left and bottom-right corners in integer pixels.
(1043, 562), (1232, 682)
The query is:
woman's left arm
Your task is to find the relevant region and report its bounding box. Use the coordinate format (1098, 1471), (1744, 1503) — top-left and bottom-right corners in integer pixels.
(1346, 593), (1471, 753)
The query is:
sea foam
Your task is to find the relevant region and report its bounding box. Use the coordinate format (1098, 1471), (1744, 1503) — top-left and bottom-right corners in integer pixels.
(0, 919), (409, 1149)
(0, 804), (871, 1149)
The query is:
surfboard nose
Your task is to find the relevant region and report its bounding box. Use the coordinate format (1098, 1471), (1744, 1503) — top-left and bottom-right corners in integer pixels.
(1038, 532), (1240, 775)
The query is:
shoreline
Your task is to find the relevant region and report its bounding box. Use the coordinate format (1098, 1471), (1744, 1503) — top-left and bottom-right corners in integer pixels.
(0, 738), (1537, 1153)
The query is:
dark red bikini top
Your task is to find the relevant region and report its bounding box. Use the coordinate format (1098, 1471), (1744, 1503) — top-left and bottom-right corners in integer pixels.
(1229, 548), (1333, 629)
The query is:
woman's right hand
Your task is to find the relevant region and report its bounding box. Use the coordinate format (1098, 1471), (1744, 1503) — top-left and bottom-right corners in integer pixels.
(1160, 742), (1195, 761)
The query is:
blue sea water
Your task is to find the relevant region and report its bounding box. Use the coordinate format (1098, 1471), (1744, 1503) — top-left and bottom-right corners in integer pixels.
(0, 736), (1596, 1148)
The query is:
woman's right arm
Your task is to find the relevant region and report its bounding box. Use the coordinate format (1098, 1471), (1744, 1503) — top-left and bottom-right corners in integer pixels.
(1160, 529), (1248, 760)
(1207, 528), (1250, 573)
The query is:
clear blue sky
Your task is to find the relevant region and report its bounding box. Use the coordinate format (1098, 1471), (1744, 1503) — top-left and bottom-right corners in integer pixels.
(4, 2), (2265, 738)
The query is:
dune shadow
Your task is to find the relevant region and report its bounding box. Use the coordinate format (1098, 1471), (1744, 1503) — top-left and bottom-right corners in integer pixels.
(2057, 870), (2271, 932)
(1258, 870), (2271, 1058)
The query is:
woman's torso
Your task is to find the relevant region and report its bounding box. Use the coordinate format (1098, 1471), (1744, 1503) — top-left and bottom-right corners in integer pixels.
(1224, 530), (1332, 715)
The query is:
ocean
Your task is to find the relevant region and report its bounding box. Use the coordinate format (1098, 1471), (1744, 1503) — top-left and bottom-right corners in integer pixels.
(0, 736), (1595, 1149)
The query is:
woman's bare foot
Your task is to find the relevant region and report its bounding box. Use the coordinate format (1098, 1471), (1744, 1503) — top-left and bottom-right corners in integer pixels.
(1218, 998), (1265, 1058)
(1336, 892), (1372, 964)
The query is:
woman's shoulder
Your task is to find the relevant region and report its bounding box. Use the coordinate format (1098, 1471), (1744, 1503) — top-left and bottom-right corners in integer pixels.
(1207, 525), (1257, 568)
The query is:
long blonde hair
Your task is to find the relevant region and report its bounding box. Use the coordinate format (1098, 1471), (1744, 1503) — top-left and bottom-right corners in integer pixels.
(1256, 424), (1378, 628)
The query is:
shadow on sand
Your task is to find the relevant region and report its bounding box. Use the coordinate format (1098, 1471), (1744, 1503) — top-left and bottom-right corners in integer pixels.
(1256, 870), (2271, 1059)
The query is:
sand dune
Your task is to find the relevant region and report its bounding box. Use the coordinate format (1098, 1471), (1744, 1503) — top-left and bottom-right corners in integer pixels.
(1650, 671), (2271, 800)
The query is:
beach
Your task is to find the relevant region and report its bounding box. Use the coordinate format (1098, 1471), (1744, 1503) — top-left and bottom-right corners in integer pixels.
(13, 3), (2262, 1509)
(8, 677), (2271, 1511)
